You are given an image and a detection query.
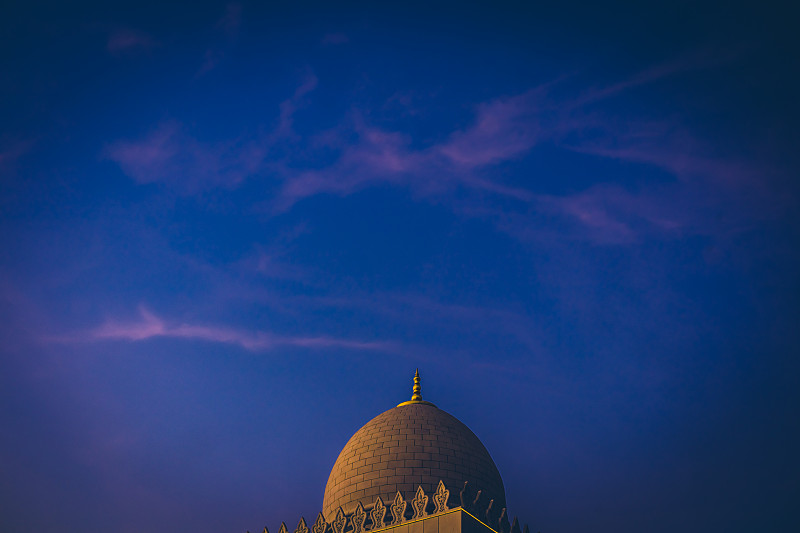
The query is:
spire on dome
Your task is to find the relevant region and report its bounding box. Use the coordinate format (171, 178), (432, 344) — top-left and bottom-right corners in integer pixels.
(397, 369), (436, 407)
(411, 368), (422, 402)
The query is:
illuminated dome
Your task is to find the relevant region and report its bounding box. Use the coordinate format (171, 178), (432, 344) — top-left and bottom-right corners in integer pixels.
(322, 370), (505, 520)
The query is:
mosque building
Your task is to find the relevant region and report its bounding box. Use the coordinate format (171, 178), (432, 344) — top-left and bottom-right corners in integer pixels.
(254, 370), (532, 533)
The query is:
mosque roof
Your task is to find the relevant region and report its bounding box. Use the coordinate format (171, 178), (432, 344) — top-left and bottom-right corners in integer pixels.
(322, 370), (506, 520)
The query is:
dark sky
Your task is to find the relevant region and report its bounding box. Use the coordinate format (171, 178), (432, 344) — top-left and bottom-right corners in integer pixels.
(1, 1), (798, 532)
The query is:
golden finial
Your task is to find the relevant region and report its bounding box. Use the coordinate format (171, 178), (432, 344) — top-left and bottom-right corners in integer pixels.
(411, 368), (422, 401)
(397, 369), (437, 408)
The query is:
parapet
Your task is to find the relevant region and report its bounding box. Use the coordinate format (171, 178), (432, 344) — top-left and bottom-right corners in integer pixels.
(250, 480), (532, 533)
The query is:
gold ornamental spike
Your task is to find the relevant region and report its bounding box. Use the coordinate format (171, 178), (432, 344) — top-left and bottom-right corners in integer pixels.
(411, 368), (422, 401)
(397, 369), (437, 407)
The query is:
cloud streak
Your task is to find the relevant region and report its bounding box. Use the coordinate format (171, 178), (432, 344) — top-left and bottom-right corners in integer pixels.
(276, 72), (318, 138)
(536, 185), (683, 244)
(273, 93), (543, 211)
(83, 307), (397, 353)
(437, 88), (548, 168)
(104, 121), (269, 193)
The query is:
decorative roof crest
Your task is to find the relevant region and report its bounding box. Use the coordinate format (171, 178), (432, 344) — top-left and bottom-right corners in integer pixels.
(433, 480), (450, 513)
(352, 502), (367, 533)
(312, 513), (327, 533)
(259, 480), (528, 533)
(370, 497), (387, 530)
(331, 508), (347, 533)
(411, 486), (428, 519)
(397, 369), (437, 407)
(390, 492), (407, 525)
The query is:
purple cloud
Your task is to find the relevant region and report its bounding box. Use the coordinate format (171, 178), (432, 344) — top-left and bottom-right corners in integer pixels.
(263, 74), (768, 246)
(106, 56), (772, 245)
(275, 72), (721, 213)
(274, 123), (424, 210)
(569, 139), (760, 190)
(536, 185), (683, 245)
(104, 121), (269, 193)
(276, 72), (318, 138)
(438, 88), (547, 167)
(274, 105), (538, 211)
(85, 307), (397, 353)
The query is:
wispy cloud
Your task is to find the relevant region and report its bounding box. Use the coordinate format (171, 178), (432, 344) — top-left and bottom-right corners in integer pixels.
(107, 54), (770, 244)
(437, 88), (548, 168)
(82, 307), (397, 353)
(104, 121), (269, 193)
(107, 29), (156, 54)
(536, 185), (683, 245)
(568, 136), (759, 189)
(273, 98), (541, 211)
(275, 121), (427, 210)
(272, 60), (739, 214)
(276, 72), (318, 138)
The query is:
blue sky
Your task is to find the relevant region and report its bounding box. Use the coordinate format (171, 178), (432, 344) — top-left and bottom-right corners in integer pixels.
(1, 2), (798, 532)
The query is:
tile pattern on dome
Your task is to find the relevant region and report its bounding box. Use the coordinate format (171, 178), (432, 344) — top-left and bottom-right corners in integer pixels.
(322, 404), (505, 520)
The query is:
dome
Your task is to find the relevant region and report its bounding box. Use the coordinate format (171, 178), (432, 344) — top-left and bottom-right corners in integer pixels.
(322, 371), (505, 519)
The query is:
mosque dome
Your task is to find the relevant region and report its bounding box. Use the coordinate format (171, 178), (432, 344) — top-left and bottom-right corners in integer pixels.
(322, 370), (506, 520)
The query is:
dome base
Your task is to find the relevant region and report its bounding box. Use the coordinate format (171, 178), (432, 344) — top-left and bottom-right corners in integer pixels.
(396, 399), (437, 407)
